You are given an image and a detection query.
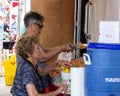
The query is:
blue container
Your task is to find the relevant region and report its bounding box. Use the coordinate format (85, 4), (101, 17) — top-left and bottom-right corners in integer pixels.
(84, 43), (120, 96)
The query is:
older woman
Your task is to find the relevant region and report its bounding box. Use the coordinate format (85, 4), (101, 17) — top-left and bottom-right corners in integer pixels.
(11, 36), (69, 96)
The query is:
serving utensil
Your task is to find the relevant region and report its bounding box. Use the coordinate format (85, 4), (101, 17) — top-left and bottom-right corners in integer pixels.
(71, 42), (87, 49)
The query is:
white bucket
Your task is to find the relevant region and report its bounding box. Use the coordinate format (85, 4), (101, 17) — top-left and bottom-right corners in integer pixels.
(61, 71), (71, 94)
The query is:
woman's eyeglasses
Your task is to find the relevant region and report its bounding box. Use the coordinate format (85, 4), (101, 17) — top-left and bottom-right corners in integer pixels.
(34, 23), (44, 29)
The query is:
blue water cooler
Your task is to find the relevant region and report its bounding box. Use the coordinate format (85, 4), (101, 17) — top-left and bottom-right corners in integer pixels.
(84, 43), (120, 96)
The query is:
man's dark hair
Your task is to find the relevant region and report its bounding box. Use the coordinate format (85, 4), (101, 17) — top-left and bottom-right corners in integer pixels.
(24, 11), (44, 28)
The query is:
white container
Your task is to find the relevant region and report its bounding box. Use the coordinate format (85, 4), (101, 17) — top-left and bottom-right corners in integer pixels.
(71, 67), (84, 96)
(61, 71), (71, 94)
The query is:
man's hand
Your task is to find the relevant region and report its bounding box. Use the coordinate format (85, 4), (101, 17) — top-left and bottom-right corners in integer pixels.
(61, 43), (74, 52)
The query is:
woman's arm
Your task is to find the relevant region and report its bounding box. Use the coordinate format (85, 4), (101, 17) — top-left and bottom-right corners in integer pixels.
(37, 60), (71, 76)
(26, 83), (38, 96)
(26, 83), (66, 96)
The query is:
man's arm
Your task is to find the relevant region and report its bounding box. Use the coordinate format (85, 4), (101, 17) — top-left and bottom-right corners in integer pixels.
(39, 43), (73, 62)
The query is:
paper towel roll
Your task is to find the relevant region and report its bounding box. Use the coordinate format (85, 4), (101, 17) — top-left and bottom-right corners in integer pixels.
(71, 67), (84, 96)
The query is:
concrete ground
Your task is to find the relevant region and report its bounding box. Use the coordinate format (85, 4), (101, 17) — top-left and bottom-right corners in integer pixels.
(0, 77), (12, 96)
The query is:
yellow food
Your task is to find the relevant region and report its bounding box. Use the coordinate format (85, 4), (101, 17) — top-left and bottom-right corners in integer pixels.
(64, 68), (70, 73)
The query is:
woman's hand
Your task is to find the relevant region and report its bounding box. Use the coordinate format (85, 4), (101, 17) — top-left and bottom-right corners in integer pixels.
(55, 60), (72, 67)
(55, 84), (68, 95)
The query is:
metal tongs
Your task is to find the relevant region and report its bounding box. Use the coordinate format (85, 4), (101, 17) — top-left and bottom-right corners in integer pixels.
(71, 43), (87, 49)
